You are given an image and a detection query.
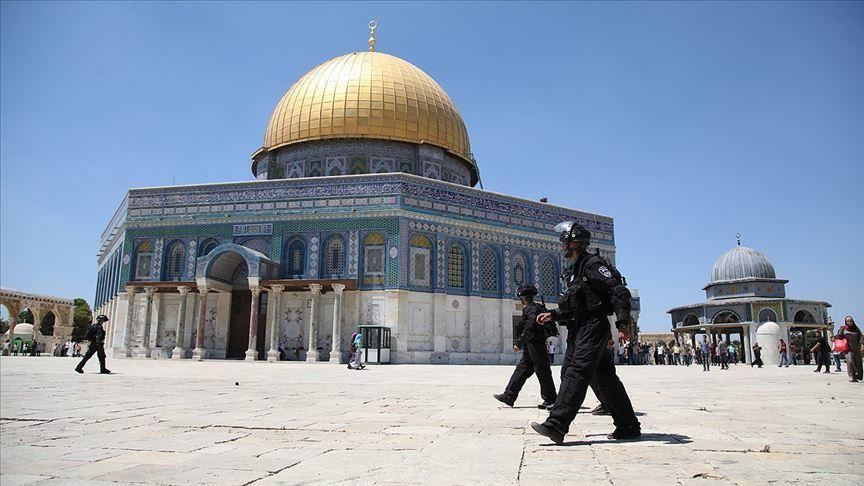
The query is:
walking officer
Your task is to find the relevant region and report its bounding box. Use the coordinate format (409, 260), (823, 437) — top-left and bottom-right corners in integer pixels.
(531, 221), (640, 444)
(494, 284), (557, 409)
(75, 315), (111, 374)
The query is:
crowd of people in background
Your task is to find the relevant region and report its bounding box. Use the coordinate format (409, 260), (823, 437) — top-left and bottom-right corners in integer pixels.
(1, 339), (83, 357)
(611, 315), (862, 383)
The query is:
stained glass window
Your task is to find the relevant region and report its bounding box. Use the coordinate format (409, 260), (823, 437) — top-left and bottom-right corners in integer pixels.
(481, 248), (499, 292)
(409, 234), (432, 287)
(284, 239), (305, 277)
(513, 253), (526, 286)
(324, 237), (345, 277)
(134, 241), (153, 279)
(447, 244), (465, 288)
(199, 238), (219, 256)
(541, 258), (557, 297)
(166, 241), (185, 279)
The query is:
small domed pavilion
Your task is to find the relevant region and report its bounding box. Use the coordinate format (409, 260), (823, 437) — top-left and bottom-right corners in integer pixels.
(667, 236), (831, 365)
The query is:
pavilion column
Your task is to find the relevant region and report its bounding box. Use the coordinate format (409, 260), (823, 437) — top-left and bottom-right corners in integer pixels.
(171, 286), (190, 359)
(306, 284), (323, 363)
(329, 284), (346, 363)
(192, 287), (210, 360)
(267, 285), (285, 362)
(245, 285), (263, 361)
(743, 327), (752, 364)
(120, 287), (138, 357)
(135, 287), (156, 358)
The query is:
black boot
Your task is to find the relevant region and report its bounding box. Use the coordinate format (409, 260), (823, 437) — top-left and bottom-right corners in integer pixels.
(607, 425), (641, 441)
(493, 393), (515, 407)
(74, 368), (83, 374)
(537, 401), (555, 410)
(531, 422), (564, 445)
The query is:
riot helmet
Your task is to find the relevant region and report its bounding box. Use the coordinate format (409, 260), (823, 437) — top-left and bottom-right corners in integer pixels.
(516, 284), (538, 298)
(96, 314), (109, 323)
(554, 221), (591, 257)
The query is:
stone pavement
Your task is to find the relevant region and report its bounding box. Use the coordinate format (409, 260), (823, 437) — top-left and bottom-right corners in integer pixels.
(1, 357), (862, 486)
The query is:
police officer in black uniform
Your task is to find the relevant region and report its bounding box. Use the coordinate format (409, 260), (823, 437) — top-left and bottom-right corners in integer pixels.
(531, 221), (640, 444)
(494, 284), (557, 409)
(75, 315), (111, 374)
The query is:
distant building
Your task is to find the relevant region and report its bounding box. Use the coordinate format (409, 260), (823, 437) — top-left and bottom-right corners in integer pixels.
(667, 237), (830, 365)
(1, 288), (74, 351)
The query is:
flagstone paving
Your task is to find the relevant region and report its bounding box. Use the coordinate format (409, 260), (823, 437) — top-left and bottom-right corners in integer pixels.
(1, 357), (862, 485)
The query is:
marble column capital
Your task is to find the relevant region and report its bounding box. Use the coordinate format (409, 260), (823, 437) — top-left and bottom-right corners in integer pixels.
(309, 283), (323, 295)
(125, 286), (140, 294)
(177, 286), (191, 296)
(270, 284), (285, 294)
(250, 285), (263, 298)
(331, 283), (346, 295)
(198, 286), (210, 295)
(144, 287), (157, 297)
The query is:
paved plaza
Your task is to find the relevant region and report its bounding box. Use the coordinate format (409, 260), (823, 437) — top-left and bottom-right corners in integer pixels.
(1, 357), (862, 485)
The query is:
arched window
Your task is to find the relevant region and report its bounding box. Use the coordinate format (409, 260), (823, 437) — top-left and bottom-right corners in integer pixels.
(134, 241), (154, 279)
(409, 234), (433, 287)
(712, 310), (740, 324)
(241, 237), (269, 255)
(513, 253), (527, 287)
(758, 308), (778, 323)
(447, 244), (466, 289)
(540, 257), (557, 298)
(363, 232), (386, 285)
(324, 236), (345, 277)
(199, 238), (219, 256)
(481, 247), (499, 292)
(683, 314), (700, 327)
(283, 238), (306, 278)
(165, 241), (186, 280)
(794, 310), (816, 323)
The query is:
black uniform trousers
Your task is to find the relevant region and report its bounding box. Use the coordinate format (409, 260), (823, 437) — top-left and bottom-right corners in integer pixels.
(544, 315), (639, 435)
(76, 343), (108, 372)
(504, 339), (557, 403)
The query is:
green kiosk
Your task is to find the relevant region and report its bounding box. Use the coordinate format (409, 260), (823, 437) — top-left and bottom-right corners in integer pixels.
(358, 325), (391, 364)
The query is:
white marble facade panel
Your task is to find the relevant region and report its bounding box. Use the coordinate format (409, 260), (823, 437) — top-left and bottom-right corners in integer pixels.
(156, 295), (180, 349)
(406, 294), (433, 352)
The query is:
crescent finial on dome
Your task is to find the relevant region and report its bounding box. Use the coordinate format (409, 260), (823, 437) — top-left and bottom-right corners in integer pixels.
(736, 233), (741, 246)
(368, 20), (378, 52)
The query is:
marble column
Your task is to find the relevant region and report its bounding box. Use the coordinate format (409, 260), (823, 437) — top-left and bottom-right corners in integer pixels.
(171, 286), (190, 359)
(121, 287), (138, 357)
(329, 283), (346, 363)
(306, 284), (323, 363)
(192, 287), (209, 361)
(245, 285), (263, 361)
(743, 327), (753, 365)
(135, 287), (156, 358)
(267, 285), (284, 362)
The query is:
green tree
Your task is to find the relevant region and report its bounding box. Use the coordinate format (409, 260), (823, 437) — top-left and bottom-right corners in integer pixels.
(72, 298), (92, 340)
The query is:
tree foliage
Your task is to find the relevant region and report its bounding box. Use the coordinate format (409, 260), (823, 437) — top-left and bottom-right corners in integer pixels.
(72, 298), (92, 340)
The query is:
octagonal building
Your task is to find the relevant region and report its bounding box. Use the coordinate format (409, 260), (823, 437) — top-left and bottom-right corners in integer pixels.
(93, 39), (620, 364)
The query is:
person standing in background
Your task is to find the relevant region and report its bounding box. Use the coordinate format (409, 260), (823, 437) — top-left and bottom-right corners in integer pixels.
(838, 316), (862, 383)
(778, 339), (790, 367)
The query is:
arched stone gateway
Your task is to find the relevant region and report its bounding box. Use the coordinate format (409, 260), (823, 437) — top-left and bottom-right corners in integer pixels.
(0, 288), (74, 353)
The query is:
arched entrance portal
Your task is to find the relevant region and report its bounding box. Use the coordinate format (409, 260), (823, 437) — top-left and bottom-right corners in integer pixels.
(194, 243), (279, 360)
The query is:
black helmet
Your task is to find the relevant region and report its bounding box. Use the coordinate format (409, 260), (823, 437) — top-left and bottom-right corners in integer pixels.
(516, 284), (538, 298)
(96, 315), (109, 323)
(554, 221), (591, 244)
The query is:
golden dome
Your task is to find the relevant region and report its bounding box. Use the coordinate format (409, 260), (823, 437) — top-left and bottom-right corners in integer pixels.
(260, 51), (473, 167)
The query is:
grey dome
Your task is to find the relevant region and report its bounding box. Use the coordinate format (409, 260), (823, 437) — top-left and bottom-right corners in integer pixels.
(710, 245), (776, 282)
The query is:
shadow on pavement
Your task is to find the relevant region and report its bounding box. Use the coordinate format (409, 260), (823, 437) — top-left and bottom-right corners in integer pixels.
(542, 433), (692, 447)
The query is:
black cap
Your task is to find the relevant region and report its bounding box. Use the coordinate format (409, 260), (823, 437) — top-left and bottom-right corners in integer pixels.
(516, 284), (538, 297)
(96, 315), (109, 322)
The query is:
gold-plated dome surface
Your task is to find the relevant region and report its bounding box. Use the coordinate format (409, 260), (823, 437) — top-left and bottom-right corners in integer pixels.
(263, 51), (472, 164)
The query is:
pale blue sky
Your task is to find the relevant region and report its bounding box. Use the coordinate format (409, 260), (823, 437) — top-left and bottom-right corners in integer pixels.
(1, 2), (862, 330)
